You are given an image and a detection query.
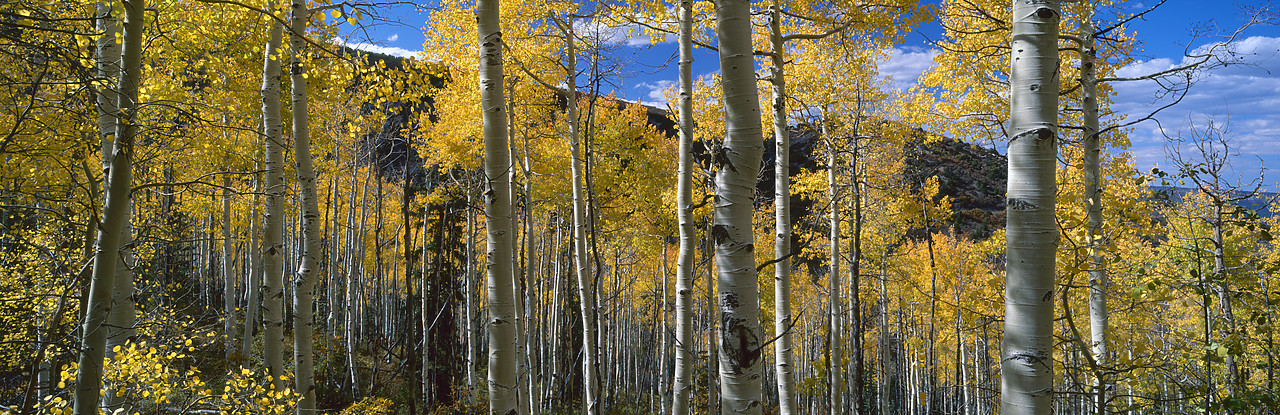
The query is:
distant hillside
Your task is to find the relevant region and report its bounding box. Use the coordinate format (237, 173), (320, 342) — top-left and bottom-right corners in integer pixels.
(904, 134), (1007, 240)
(754, 127), (1008, 242)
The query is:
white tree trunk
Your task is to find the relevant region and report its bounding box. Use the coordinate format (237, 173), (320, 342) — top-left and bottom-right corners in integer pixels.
(827, 141), (842, 415)
(670, 0), (695, 412)
(713, 0), (766, 411)
(243, 189), (261, 358)
(477, 0), (519, 410)
(1079, 4), (1109, 414)
(768, 3), (796, 413)
(97, 1), (137, 410)
(73, 1), (142, 414)
(1003, 0), (1060, 413)
(288, 0), (319, 410)
(563, 19), (601, 414)
(466, 187), (477, 402)
(222, 174), (236, 361)
(259, 3), (288, 393)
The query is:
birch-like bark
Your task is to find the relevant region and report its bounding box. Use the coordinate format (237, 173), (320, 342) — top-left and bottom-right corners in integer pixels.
(713, 0), (766, 411)
(849, 131), (863, 415)
(670, 0), (695, 412)
(520, 121), (538, 414)
(73, 1), (141, 414)
(508, 86), (532, 415)
(222, 174), (236, 361)
(243, 189), (261, 358)
(478, 0), (519, 410)
(768, 3), (796, 413)
(562, 18), (601, 414)
(260, 3), (288, 393)
(827, 140), (842, 415)
(465, 187), (477, 402)
(1003, 0), (1060, 413)
(97, 1), (136, 410)
(288, 0), (319, 410)
(659, 244), (669, 415)
(1079, 4), (1109, 414)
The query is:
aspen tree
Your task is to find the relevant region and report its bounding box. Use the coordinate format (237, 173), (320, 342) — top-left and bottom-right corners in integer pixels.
(826, 136), (842, 415)
(1077, 3), (1108, 413)
(260, 0), (288, 393)
(243, 187), (262, 359)
(670, 0), (696, 412)
(97, 0), (137, 409)
(288, 0), (320, 410)
(713, 0), (766, 411)
(222, 173), (235, 361)
(558, 15), (602, 414)
(1003, 1), (1060, 414)
(766, 2), (797, 413)
(73, 0), (142, 413)
(477, 0), (520, 410)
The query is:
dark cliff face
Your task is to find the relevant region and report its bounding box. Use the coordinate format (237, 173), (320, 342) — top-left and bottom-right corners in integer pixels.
(904, 134), (1007, 241)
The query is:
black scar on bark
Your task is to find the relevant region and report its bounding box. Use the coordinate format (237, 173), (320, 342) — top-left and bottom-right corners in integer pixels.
(715, 146), (736, 173)
(711, 224), (730, 245)
(1007, 198), (1037, 210)
(720, 316), (761, 372)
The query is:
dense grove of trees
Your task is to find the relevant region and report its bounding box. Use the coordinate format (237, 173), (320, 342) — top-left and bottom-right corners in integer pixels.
(0, 0), (1277, 414)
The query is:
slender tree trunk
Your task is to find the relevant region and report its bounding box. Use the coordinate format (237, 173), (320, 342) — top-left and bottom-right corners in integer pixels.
(477, 0), (519, 409)
(521, 122), (538, 414)
(1003, 0), (1060, 413)
(223, 174), (237, 360)
(1213, 204), (1240, 399)
(849, 133), (864, 415)
(96, 1), (136, 410)
(73, 1), (142, 414)
(345, 171), (367, 397)
(508, 86), (532, 415)
(288, 0), (320, 410)
(1079, 4), (1109, 414)
(659, 243), (670, 415)
(706, 220), (719, 415)
(465, 186), (477, 403)
(670, 0), (695, 412)
(713, 0), (767, 410)
(827, 140), (842, 415)
(260, 3), (288, 393)
(243, 188), (262, 358)
(560, 17), (601, 415)
(768, 3), (796, 413)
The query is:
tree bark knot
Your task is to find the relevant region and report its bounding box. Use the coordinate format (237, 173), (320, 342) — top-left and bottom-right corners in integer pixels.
(1005, 350), (1051, 368)
(1011, 127), (1054, 142)
(1007, 198), (1037, 210)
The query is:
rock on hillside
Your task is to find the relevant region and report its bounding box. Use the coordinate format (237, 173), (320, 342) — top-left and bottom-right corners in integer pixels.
(903, 134), (1007, 240)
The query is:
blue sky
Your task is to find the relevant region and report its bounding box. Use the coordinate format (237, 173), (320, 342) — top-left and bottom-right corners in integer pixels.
(337, 1), (1280, 190)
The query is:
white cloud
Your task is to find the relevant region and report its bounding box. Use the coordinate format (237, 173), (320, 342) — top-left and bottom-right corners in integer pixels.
(573, 19), (671, 47)
(636, 80), (675, 103)
(387, 34), (399, 42)
(1109, 36), (1280, 186)
(332, 36), (420, 58)
(877, 47), (938, 91)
